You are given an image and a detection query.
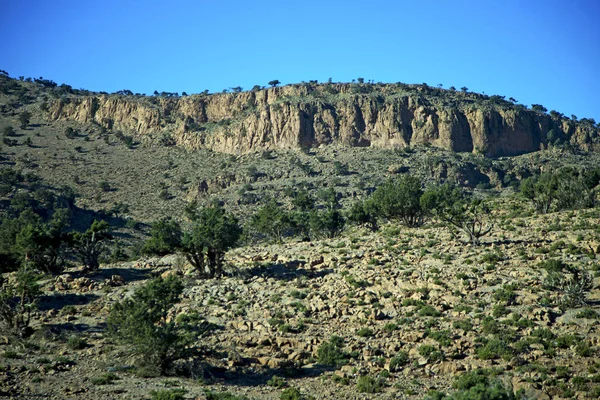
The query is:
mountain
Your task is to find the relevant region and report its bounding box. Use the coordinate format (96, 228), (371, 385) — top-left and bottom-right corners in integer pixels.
(40, 79), (600, 157)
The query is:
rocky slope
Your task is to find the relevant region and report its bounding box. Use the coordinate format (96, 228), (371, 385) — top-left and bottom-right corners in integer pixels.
(45, 83), (600, 157)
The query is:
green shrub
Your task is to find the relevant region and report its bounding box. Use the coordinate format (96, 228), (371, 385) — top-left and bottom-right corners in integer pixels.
(279, 387), (315, 400)
(106, 276), (190, 375)
(204, 391), (249, 400)
(317, 335), (347, 367)
(576, 308), (599, 319)
(388, 351), (409, 371)
(357, 327), (374, 338)
(150, 388), (187, 400)
(419, 345), (445, 361)
(181, 205), (242, 278)
(0, 265), (41, 338)
(356, 375), (384, 393)
(66, 335), (87, 350)
(141, 218), (182, 256)
(476, 338), (513, 360)
(91, 372), (119, 385)
(267, 375), (287, 388)
(418, 305), (441, 317)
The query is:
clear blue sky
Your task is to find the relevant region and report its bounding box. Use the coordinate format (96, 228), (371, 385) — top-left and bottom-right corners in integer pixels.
(1, 0), (599, 120)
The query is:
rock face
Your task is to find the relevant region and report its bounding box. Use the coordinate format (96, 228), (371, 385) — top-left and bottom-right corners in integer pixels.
(46, 83), (599, 157)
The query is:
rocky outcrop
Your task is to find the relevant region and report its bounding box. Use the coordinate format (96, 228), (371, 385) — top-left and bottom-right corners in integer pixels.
(46, 83), (599, 157)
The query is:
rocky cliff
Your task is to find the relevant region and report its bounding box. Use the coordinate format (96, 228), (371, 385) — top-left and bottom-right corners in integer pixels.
(45, 83), (599, 157)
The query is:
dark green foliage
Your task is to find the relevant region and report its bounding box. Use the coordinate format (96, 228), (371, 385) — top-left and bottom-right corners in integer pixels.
(181, 205), (241, 278)
(250, 199), (293, 243)
(106, 276), (188, 375)
(70, 220), (112, 271)
(150, 388), (187, 400)
(347, 199), (378, 232)
(544, 267), (593, 309)
(388, 351), (409, 371)
(205, 390), (250, 400)
(66, 335), (87, 350)
(91, 372), (119, 385)
(520, 173), (557, 213)
(141, 218), (182, 256)
(356, 375), (384, 393)
(291, 189), (315, 212)
(317, 335), (347, 366)
(268, 80), (280, 87)
(422, 184), (493, 245)
(280, 387), (315, 400)
(521, 168), (599, 213)
(2, 126), (16, 137)
(0, 169), (74, 273)
(476, 337), (513, 360)
(0, 265), (41, 338)
(309, 208), (345, 239)
(453, 369), (490, 390)
(370, 175), (427, 227)
(18, 111), (31, 129)
(308, 188), (345, 239)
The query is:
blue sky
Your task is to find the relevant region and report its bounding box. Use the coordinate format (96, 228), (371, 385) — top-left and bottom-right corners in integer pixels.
(1, 0), (599, 120)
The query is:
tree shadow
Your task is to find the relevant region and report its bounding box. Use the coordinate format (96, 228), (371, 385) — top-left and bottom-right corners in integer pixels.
(44, 321), (106, 334)
(179, 358), (333, 388)
(37, 293), (99, 311)
(91, 267), (151, 283)
(234, 261), (332, 282)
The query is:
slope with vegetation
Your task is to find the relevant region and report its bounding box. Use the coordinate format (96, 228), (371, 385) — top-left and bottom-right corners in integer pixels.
(0, 71), (599, 399)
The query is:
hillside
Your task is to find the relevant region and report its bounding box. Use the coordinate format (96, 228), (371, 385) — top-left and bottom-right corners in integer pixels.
(1, 72), (600, 400)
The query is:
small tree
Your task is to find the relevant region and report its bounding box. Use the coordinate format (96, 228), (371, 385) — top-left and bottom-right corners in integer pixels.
(181, 206), (241, 278)
(18, 111), (31, 129)
(268, 80), (280, 87)
(250, 200), (292, 243)
(520, 173), (558, 214)
(0, 265), (41, 338)
(14, 217), (69, 275)
(2, 126), (16, 137)
(347, 199), (378, 232)
(106, 276), (187, 375)
(423, 184), (493, 246)
(70, 220), (112, 271)
(141, 218), (182, 256)
(309, 189), (345, 239)
(370, 175), (427, 227)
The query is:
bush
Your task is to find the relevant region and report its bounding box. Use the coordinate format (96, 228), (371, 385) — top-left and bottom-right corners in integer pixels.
(267, 375), (287, 388)
(370, 175), (427, 227)
(356, 375), (384, 393)
(544, 267), (593, 309)
(317, 335), (347, 367)
(181, 205), (241, 278)
(106, 276), (189, 375)
(0, 265), (41, 338)
(67, 335), (87, 350)
(250, 199), (293, 243)
(18, 111), (31, 129)
(356, 327), (374, 337)
(91, 372), (119, 385)
(388, 351), (409, 371)
(204, 391), (250, 400)
(150, 389), (187, 400)
(70, 220), (112, 271)
(141, 218), (182, 256)
(422, 184), (493, 245)
(280, 387), (315, 400)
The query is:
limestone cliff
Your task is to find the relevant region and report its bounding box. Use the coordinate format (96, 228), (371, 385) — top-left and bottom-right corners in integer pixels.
(46, 83), (599, 157)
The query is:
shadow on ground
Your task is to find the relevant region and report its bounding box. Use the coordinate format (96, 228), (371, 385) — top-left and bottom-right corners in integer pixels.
(235, 261), (333, 281)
